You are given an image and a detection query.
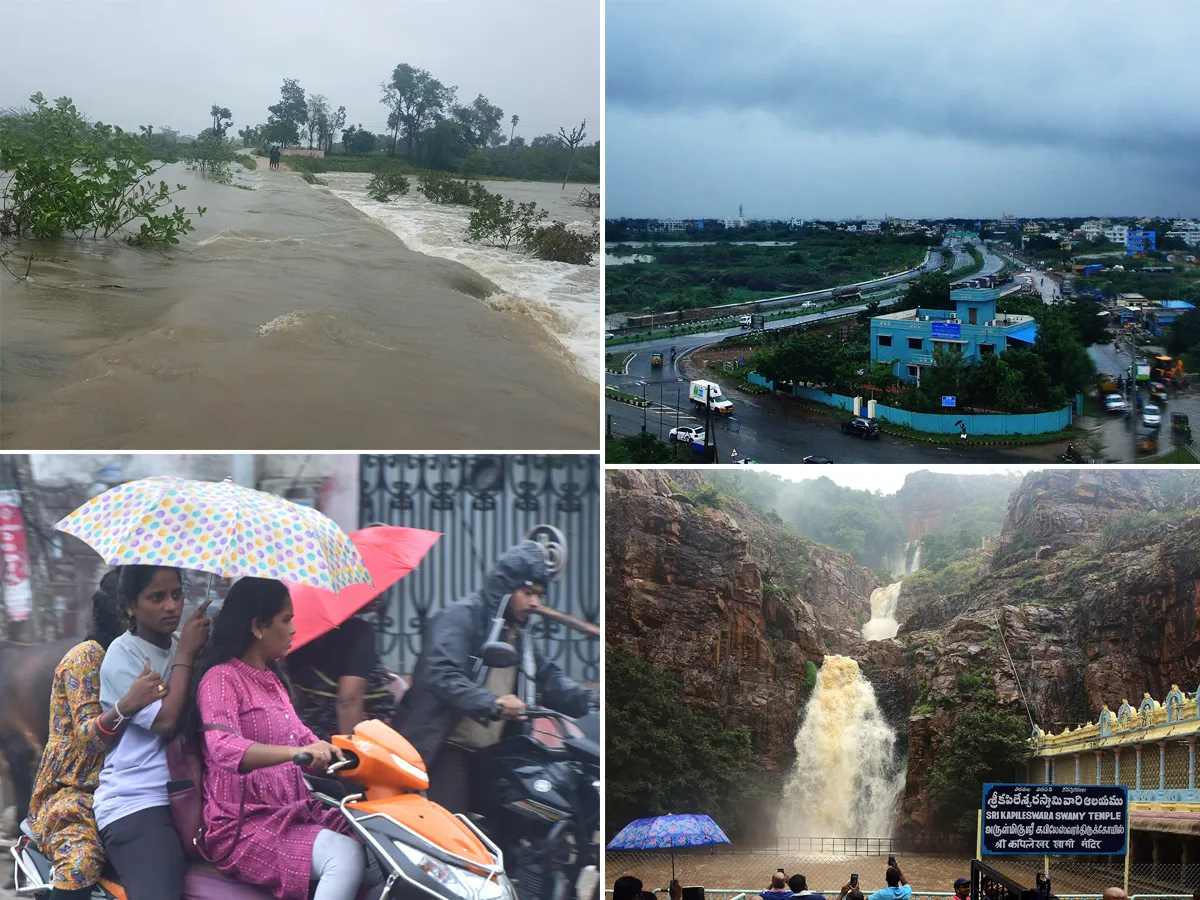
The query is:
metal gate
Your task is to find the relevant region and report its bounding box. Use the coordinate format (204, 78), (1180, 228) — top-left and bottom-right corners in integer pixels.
(359, 455), (600, 683)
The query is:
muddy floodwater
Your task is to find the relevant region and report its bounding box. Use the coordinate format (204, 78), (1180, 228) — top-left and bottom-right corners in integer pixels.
(0, 159), (598, 449)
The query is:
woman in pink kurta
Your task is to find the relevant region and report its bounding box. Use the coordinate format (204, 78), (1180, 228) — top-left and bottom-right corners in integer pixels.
(193, 577), (377, 900)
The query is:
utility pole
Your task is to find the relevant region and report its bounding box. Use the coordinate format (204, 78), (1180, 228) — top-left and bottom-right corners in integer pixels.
(0, 455), (53, 642)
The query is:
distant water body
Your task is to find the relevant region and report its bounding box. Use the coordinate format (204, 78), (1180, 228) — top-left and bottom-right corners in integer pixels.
(0, 161), (598, 449)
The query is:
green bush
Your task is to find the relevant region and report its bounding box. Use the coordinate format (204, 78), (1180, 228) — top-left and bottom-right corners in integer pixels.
(926, 706), (1029, 842)
(180, 131), (239, 183)
(418, 171), (473, 204)
(804, 659), (819, 691)
(606, 645), (766, 842)
(687, 485), (725, 510)
(0, 92), (200, 248)
(605, 432), (677, 464)
(524, 221), (599, 265)
(366, 171), (410, 202)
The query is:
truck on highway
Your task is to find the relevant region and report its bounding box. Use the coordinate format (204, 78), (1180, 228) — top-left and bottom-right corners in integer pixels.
(689, 380), (734, 414)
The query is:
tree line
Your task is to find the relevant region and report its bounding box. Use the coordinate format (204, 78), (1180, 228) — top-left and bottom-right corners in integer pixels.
(225, 66), (597, 183)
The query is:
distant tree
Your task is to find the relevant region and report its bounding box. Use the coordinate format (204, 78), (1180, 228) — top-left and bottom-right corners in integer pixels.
(236, 125), (262, 148)
(556, 118), (587, 188)
(1167, 309), (1200, 357)
(323, 105), (346, 154)
(138, 124), (154, 138)
(209, 105), (232, 138)
(898, 271), (952, 312)
(305, 93), (328, 150)
(509, 113), (519, 145)
(380, 63), (457, 158)
(267, 78), (307, 147)
(340, 124), (377, 156)
(452, 94), (504, 152)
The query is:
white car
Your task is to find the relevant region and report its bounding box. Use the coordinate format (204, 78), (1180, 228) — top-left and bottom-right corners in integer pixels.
(1104, 394), (1128, 413)
(604, 332), (616, 340)
(1142, 404), (1162, 428)
(669, 425), (706, 443)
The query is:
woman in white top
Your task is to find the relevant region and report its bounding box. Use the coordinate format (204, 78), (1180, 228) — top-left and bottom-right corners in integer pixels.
(94, 566), (211, 900)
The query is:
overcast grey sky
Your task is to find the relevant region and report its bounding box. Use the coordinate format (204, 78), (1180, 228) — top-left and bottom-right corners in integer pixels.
(2, 0), (598, 142)
(607, 0), (1200, 220)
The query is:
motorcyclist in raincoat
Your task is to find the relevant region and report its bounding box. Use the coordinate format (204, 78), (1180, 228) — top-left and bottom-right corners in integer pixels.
(394, 541), (596, 814)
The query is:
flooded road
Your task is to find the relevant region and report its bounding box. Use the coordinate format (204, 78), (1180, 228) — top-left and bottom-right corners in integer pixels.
(0, 159), (598, 449)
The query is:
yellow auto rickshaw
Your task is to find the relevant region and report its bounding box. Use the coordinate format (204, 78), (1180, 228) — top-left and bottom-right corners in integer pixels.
(1137, 430), (1159, 454)
(651, 351), (664, 368)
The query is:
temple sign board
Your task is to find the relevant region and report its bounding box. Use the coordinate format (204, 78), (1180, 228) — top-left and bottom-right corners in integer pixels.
(981, 784), (1128, 856)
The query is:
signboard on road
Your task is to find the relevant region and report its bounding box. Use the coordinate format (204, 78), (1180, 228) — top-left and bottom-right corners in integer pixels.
(981, 784), (1127, 856)
(931, 322), (961, 339)
(1137, 363), (1151, 382)
(941, 396), (956, 408)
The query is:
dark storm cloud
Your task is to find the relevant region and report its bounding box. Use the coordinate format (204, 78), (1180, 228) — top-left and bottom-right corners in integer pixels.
(1, 0), (598, 141)
(605, 0), (1200, 217)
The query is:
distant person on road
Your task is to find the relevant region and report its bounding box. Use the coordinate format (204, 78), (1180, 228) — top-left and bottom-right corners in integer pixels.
(761, 873), (793, 900)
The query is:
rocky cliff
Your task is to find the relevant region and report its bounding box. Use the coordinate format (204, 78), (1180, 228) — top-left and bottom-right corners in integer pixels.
(605, 469), (877, 777)
(885, 470), (1021, 543)
(880, 469), (1200, 839)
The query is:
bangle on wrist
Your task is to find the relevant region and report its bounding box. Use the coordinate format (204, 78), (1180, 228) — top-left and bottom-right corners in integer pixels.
(112, 700), (128, 727)
(171, 662), (191, 672)
(96, 714), (117, 736)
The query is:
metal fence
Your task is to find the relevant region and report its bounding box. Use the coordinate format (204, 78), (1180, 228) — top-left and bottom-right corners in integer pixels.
(359, 454), (600, 684)
(605, 848), (1200, 896)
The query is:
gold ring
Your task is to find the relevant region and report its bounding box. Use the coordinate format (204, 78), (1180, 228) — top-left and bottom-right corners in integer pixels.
(158, 684), (166, 692)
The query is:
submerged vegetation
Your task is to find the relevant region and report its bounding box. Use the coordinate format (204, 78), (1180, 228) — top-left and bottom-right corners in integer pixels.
(1, 93), (205, 277)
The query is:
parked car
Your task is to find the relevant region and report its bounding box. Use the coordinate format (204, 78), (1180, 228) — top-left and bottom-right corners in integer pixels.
(669, 425), (706, 443)
(840, 416), (881, 439)
(1142, 403), (1162, 428)
(604, 332), (616, 340)
(803, 456), (835, 463)
(1104, 393), (1128, 413)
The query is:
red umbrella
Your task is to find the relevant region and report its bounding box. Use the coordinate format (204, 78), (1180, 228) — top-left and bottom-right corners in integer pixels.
(285, 525), (441, 652)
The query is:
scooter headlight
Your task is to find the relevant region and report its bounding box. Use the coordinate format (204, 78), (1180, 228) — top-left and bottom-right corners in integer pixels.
(393, 842), (511, 900)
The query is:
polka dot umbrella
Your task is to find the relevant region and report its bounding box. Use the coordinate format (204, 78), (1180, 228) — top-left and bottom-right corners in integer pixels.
(55, 476), (372, 592)
(607, 814), (732, 882)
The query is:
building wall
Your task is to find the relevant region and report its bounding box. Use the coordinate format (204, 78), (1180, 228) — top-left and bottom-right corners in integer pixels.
(746, 375), (1073, 434)
(870, 315), (1032, 382)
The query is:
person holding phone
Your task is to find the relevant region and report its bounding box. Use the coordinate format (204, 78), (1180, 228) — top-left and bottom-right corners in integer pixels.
(761, 873), (793, 900)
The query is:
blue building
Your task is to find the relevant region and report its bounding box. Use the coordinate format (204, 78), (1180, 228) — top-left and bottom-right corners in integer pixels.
(1126, 230), (1157, 255)
(870, 288), (1039, 383)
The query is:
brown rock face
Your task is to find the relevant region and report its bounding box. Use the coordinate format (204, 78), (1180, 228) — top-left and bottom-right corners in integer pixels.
(886, 470), (1021, 542)
(881, 470), (1200, 842)
(605, 470), (877, 777)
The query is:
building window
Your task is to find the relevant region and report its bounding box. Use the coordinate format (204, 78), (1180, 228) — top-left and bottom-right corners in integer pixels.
(908, 337), (923, 350)
(980, 343), (995, 355)
(878, 334), (892, 347)
(907, 365), (920, 378)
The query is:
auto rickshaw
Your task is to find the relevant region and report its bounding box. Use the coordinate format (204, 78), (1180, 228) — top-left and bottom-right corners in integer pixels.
(1150, 381), (1168, 404)
(1137, 430), (1159, 454)
(1172, 412), (1192, 444)
(650, 351), (664, 368)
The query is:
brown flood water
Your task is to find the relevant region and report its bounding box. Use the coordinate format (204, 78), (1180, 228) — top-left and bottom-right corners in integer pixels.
(0, 159), (597, 449)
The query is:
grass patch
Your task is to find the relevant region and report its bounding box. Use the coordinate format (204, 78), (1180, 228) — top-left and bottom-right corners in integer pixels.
(605, 352), (635, 374)
(239, 155), (257, 171)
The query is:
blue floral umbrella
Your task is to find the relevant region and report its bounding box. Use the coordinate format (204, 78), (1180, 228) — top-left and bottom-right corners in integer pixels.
(607, 814), (732, 881)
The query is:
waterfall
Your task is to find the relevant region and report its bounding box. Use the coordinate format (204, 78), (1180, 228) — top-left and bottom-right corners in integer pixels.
(863, 582), (901, 640)
(779, 656), (905, 838)
(909, 542), (921, 574)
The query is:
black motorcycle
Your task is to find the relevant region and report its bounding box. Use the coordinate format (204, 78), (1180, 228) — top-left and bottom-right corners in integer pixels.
(472, 703), (599, 900)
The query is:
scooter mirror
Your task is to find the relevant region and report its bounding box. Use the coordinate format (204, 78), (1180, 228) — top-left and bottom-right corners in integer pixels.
(480, 641), (519, 668)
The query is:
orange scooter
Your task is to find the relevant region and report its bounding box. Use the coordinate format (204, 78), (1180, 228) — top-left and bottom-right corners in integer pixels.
(13, 719), (511, 900)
